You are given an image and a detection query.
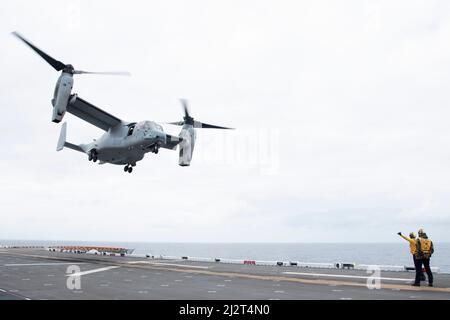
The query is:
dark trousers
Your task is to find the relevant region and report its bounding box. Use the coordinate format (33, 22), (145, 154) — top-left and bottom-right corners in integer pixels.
(414, 257), (433, 285)
(413, 255), (425, 281)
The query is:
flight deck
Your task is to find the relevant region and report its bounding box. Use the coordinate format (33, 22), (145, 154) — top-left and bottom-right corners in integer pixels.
(1, 248), (449, 300)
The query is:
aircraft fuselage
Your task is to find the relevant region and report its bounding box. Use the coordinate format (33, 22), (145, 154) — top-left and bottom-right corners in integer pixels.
(83, 120), (167, 166)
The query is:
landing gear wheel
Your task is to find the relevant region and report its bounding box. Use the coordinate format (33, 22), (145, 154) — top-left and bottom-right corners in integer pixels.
(155, 148), (159, 154)
(90, 149), (98, 162)
(124, 165), (129, 172)
(127, 166), (133, 173)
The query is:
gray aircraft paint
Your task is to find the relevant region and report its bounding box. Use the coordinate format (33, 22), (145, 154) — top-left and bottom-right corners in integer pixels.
(51, 72), (73, 123)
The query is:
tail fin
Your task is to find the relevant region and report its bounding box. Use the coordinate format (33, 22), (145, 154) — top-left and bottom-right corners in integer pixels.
(56, 122), (84, 153)
(56, 122), (67, 151)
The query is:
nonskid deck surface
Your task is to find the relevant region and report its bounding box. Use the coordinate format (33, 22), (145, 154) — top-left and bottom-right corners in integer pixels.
(0, 248), (449, 300)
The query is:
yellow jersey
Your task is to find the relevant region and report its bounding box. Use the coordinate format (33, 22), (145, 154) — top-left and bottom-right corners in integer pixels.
(400, 234), (416, 255)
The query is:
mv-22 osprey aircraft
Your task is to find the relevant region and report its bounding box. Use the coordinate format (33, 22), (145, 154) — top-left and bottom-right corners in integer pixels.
(13, 32), (233, 173)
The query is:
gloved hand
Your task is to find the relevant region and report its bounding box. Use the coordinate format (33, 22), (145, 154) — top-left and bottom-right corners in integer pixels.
(397, 232), (402, 236)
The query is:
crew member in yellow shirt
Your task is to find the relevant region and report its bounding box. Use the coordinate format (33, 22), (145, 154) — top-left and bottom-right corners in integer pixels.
(397, 231), (424, 281)
(413, 229), (434, 287)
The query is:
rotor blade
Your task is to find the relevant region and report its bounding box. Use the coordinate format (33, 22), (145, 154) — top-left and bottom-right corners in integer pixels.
(73, 70), (131, 76)
(180, 99), (190, 118)
(166, 121), (184, 126)
(12, 31), (66, 71)
(195, 121), (234, 129)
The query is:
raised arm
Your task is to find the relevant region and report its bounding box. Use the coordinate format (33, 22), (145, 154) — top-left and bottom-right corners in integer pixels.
(398, 232), (414, 244)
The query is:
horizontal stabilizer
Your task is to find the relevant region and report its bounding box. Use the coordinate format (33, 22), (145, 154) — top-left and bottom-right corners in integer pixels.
(64, 142), (84, 153)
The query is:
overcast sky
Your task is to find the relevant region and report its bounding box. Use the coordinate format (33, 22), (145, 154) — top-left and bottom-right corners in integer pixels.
(1, 0), (450, 243)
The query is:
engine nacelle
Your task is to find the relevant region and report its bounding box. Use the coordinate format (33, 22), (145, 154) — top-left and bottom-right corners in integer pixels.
(178, 126), (196, 166)
(51, 73), (73, 123)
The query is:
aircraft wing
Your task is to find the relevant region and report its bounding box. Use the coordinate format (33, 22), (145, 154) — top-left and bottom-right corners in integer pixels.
(67, 94), (122, 131)
(161, 134), (183, 150)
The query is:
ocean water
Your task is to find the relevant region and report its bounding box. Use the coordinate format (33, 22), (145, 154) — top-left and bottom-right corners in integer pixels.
(1, 240), (449, 273)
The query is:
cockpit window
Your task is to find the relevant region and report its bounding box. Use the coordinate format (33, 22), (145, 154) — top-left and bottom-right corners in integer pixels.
(136, 121), (163, 132)
(127, 124), (135, 136)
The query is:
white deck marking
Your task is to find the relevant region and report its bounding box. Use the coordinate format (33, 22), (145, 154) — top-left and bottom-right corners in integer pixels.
(4, 262), (86, 267)
(22, 278), (30, 281)
(274, 290), (285, 293)
(160, 284), (169, 287)
(208, 291), (217, 293)
(66, 266), (120, 277)
(43, 284), (53, 287)
(340, 298), (352, 300)
(128, 261), (209, 269)
(283, 271), (413, 282)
